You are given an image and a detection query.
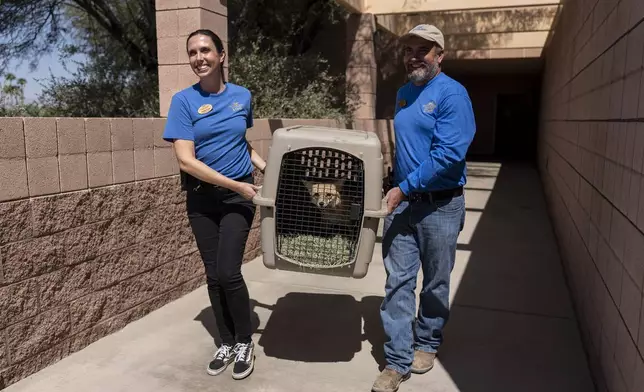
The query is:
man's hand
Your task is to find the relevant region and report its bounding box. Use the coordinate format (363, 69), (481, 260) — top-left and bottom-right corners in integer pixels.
(385, 187), (405, 214)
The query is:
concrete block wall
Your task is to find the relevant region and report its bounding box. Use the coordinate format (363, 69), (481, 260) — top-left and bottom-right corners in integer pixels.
(538, 0), (644, 391)
(0, 117), (204, 389)
(347, 13), (378, 119)
(0, 117), (391, 388)
(0, 117), (262, 388)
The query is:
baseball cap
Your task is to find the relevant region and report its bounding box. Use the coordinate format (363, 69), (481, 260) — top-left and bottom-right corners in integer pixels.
(400, 24), (444, 49)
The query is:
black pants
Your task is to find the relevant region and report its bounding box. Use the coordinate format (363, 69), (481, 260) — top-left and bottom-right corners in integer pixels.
(186, 174), (256, 345)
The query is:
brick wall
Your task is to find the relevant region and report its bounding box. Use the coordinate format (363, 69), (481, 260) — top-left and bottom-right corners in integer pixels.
(0, 117), (391, 388)
(538, 0), (644, 391)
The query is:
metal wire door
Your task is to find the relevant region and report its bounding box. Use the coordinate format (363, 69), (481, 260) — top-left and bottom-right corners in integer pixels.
(274, 148), (365, 268)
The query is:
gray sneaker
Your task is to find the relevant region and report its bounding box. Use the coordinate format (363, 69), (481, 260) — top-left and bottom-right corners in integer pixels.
(232, 341), (255, 380)
(207, 344), (235, 376)
(372, 368), (410, 392)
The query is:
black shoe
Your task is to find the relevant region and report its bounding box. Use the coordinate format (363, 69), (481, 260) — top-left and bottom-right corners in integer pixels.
(207, 344), (235, 376)
(232, 342), (255, 380)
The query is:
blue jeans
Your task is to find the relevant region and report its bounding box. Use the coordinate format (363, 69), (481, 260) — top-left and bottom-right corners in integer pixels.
(380, 194), (465, 375)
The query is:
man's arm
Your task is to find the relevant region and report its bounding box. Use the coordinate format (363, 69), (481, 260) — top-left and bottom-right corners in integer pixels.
(398, 93), (476, 195)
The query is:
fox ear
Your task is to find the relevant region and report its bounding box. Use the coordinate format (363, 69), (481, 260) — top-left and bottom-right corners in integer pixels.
(302, 180), (313, 191)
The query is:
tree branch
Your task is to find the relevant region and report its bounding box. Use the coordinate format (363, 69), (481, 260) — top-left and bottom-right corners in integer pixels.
(0, 0), (67, 69)
(71, 0), (156, 71)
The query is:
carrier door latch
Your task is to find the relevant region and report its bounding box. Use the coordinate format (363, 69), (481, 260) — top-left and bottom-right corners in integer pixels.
(252, 186), (275, 207)
(350, 203), (361, 220)
(363, 197), (390, 218)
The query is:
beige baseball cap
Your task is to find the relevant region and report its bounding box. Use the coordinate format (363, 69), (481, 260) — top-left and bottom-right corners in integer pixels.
(400, 24), (444, 49)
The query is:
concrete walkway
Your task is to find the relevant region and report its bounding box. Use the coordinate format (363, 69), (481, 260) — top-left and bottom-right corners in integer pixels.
(5, 162), (595, 392)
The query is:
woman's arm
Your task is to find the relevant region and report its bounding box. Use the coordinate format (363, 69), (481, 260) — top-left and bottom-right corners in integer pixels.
(173, 139), (243, 192)
(247, 141), (267, 173)
(164, 95), (258, 200)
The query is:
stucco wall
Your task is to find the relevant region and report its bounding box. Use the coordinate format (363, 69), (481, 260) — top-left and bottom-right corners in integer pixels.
(538, 0), (644, 390)
(0, 117), (393, 388)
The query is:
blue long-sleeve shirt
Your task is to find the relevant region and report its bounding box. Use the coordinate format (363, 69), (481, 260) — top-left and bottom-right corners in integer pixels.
(393, 72), (476, 195)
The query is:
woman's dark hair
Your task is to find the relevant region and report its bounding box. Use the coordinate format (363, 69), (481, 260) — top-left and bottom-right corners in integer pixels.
(186, 29), (226, 83)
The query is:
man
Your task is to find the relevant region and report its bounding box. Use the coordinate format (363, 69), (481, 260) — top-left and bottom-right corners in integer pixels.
(372, 24), (476, 392)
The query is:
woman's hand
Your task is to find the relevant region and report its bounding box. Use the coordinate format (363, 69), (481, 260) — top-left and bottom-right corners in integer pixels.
(173, 140), (262, 199)
(235, 182), (260, 200)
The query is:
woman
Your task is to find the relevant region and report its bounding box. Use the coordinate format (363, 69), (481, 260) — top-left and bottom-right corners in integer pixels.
(162, 29), (266, 380)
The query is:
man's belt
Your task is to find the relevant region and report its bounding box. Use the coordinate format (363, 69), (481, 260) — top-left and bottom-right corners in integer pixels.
(407, 187), (463, 203)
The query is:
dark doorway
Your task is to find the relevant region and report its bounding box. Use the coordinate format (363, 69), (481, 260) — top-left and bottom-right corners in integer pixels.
(494, 92), (540, 161)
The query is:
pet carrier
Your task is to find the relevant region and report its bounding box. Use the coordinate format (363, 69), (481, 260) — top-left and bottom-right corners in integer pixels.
(252, 125), (388, 278)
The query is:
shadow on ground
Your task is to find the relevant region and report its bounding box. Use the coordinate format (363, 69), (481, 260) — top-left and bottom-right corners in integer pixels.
(195, 295), (387, 369)
(438, 161), (594, 392)
(195, 161), (594, 392)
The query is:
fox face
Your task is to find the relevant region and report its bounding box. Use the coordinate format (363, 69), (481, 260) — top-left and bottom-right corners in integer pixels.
(303, 180), (345, 209)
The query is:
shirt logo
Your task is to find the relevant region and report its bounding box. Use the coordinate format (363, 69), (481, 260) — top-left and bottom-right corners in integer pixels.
(423, 101), (437, 114)
(230, 102), (243, 112)
(197, 104), (212, 115)
(399, 99), (407, 108)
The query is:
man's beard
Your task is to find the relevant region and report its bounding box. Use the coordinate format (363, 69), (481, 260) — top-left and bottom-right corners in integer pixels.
(407, 62), (440, 84)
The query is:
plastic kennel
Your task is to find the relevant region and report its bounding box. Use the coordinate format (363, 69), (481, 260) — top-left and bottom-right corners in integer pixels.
(252, 125), (388, 278)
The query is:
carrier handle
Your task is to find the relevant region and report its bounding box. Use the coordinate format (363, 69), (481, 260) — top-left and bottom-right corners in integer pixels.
(252, 186), (275, 207)
(364, 197), (389, 218)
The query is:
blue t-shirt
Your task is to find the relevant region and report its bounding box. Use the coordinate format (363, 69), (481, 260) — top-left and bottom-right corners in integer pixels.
(393, 72), (476, 195)
(163, 82), (254, 180)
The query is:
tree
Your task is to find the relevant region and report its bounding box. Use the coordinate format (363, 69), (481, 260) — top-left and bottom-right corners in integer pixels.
(0, 73), (26, 107)
(0, 72), (48, 116)
(1, 0), (158, 117)
(0, 0), (156, 73)
(1, 0), (356, 119)
(228, 0), (358, 122)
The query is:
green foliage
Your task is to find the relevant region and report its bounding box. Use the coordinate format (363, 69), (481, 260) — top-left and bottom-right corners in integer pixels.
(0, 0), (157, 72)
(38, 36), (159, 117)
(40, 0), (159, 117)
(230, 37), (357, 121)
(228, 0), (346, 55)
(1, 0), (356, 119)
(228, 0), (358, 122)
(37, 66), (159, 118)
(0, 72), (26, 107)
(0, 102), (49, 117)
(0, 0), (158, 117)
(0, 71), (49, 116)
(0, 0), (68, 72)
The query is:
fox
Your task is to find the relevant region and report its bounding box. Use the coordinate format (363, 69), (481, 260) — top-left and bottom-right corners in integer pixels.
(302, 179), (349, 226)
